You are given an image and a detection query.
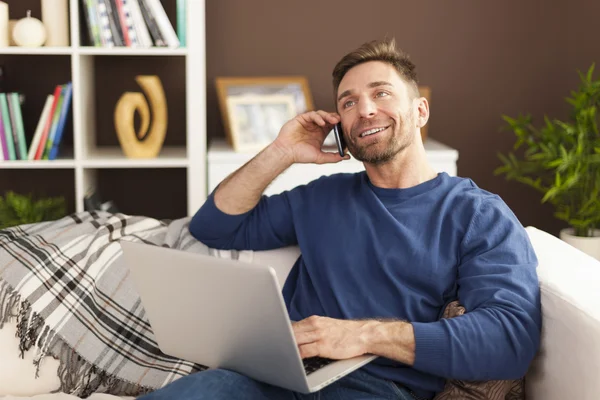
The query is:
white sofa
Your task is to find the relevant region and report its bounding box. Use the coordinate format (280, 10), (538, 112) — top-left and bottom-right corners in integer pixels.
(1, 226), (599, 399)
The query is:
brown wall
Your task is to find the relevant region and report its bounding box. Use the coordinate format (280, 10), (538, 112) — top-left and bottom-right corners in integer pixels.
(206, 0), (600, 236)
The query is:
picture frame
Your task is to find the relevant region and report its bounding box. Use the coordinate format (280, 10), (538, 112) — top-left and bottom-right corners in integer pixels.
(215, 76), (315, 152)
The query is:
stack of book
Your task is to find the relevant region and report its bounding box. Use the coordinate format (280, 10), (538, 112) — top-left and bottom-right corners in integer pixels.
(0, 83), (73, 162)
(82, 0), (186, 48)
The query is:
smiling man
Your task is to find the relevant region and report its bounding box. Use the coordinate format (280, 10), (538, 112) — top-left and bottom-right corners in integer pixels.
(140, 39), (542, 400)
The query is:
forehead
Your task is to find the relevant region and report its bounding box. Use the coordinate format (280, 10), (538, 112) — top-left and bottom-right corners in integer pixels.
(337, 61), (408, 96)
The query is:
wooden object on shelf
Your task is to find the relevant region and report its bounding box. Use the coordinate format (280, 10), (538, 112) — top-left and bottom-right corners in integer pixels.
(114, 75), (168, 158)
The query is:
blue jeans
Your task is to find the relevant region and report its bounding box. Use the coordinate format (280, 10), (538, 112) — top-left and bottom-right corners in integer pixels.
(137, 368), (416, 400)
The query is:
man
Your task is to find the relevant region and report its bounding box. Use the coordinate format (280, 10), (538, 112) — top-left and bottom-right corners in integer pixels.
(140, 38), (541, 400)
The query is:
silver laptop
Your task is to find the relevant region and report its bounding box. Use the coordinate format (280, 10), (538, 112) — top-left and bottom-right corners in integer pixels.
(120, 241), (377, 394)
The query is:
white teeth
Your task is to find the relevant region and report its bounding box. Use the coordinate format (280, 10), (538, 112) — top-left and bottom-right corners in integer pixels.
(360, 127), (386, 137)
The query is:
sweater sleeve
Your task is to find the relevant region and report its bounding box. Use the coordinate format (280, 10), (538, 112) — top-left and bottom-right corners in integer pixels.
(410, 196), (542, 380)
(188, 188), (298, 251)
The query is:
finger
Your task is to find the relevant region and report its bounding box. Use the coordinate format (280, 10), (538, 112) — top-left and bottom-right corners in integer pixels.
(294, 330), (320, 346)
(298, 343), (319, 359)
(315, 151), (351, 165)
(315, 110), (339, 125)
(306, 111), (328, 127)
(292, 316), (319, 333)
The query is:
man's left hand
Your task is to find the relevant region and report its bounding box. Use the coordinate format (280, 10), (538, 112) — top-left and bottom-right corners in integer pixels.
(292, 315), (373, 359)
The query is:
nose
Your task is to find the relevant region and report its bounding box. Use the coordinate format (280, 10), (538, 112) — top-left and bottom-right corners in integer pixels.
(357, 96), (377, 118)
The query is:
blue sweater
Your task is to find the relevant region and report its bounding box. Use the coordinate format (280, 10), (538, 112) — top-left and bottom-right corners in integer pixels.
(189, 172), (542, 399)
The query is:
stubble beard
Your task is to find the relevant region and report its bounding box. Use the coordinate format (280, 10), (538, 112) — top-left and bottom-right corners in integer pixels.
(347, 112), (415, 165)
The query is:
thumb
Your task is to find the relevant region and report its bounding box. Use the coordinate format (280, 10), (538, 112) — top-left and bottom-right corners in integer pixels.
(315, 151), (351, 165)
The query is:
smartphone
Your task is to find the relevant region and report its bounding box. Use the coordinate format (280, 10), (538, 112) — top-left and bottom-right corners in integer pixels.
(333, 122), (347, 157)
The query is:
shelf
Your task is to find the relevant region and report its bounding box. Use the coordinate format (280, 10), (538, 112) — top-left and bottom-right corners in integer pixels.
(0, 47), (73, 55)
(78, 47), (188, 56)
(83, 147), (188, 168)
(0, 159), (76, 169)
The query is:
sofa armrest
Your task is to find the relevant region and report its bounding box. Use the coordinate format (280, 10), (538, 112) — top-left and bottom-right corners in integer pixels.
(525, 226), (600, 400)
(250, 246), (301, 288)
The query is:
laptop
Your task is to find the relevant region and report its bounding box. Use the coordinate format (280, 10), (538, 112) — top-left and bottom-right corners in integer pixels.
(120, 241), (377, 393)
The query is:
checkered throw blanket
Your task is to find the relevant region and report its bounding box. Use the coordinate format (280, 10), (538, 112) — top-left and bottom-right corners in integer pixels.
(0, 211), (253, 398)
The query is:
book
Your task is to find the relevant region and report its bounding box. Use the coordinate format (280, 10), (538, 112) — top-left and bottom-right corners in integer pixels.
(144, 0), (179, 48)
(176, 0), (186, 47)
(127, 0), (153, 48)
(83, 0), (103, 46)
(114, 0), (132, 46)
(6, 93), (22, 160)
(9, 92), (28, 160)
(106, 0), (125, 46)
(0, 94), (16, 161)
(97, 0), (116, 47)
(138, 0), (166, 47)
(43, 85), (66, 160)
(48, 83), (73, 160)
(0, 105), (8, 160)
(35, 85), (63, 160)
(27, 95), (54, 160)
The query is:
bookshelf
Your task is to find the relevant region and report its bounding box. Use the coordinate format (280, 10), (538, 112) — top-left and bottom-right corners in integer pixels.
(0, 0), (206, 220)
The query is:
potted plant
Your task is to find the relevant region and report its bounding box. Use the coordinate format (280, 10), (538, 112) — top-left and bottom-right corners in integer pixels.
(0, 191), (67, 230)
(495, 64), (600, 260)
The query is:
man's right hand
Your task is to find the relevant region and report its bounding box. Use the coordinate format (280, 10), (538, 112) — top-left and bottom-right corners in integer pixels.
(271, 111), (350, 165)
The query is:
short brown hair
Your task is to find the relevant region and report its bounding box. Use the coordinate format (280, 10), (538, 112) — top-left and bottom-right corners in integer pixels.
(332, 38), (419, 104)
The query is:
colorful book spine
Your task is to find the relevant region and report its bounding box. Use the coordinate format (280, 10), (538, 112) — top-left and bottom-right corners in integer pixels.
(176, 0), (186, 47)
(9, 92), (28, 160)
(6, 94), (22, 160)
(138, 0), (166, 47)
(0, 93), (16, 161)
(83, 0), (103, 46)
(145, 0), (179, 48)
(43, 85), (66, 160)
(97, 0), (116, 47)
(28, 95), (54, 160)
(0, 106), (8, 160)
(35, 85), (62, 160)
(48, 83), (73, 160)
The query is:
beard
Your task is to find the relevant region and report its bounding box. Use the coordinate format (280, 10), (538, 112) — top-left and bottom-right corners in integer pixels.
(346, 111), (415, 165)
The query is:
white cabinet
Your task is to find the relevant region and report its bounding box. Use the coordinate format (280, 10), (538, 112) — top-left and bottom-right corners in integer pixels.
(208, 138), (459, 196)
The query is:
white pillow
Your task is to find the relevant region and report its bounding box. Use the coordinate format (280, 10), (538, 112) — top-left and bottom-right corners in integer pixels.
(525, 226), (600, 400)
(0, 319), (60, 396)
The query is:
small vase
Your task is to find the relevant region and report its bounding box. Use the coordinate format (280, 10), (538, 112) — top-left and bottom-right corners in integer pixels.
(559, 228), (600, 261)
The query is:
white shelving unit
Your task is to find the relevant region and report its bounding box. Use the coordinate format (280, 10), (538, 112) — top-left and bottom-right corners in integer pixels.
(0, 0), (206, 217)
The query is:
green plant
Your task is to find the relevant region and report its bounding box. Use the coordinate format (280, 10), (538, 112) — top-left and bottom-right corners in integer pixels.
(0, 191), (67, 230)
(495, 64), (600, 237)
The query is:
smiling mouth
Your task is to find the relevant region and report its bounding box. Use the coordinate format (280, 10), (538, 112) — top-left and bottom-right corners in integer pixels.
(359, 126), (389, 138)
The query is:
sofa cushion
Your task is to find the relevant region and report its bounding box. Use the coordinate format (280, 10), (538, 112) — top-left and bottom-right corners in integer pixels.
(525, 226), (600, 400)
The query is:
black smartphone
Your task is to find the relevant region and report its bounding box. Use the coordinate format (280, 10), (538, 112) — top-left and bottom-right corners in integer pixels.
(333, 122), (347, 157)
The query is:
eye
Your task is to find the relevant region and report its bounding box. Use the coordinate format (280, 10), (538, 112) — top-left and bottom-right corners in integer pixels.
(343, 99), (356, 108)
(375, 91), (389, 98)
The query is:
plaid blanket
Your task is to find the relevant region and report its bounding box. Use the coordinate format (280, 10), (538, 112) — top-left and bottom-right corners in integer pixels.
(0, 211), (253, 397)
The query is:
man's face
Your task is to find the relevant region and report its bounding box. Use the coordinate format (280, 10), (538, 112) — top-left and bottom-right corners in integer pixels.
(336, 61), (420, 164)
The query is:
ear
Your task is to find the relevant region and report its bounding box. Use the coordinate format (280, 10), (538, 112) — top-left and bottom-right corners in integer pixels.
(415, 96), (429, 128)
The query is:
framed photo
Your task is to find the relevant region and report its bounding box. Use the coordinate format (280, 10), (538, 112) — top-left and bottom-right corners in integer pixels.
(216, 76), (314, 152)
(226, 93), (298, 152)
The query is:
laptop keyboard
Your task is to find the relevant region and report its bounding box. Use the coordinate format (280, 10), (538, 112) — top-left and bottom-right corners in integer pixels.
(302, 356), (335, 375)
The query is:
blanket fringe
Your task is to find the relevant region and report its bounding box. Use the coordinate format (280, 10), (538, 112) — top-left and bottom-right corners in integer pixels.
(0, 279), (20, 329)
(0, 280), (155, 398)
